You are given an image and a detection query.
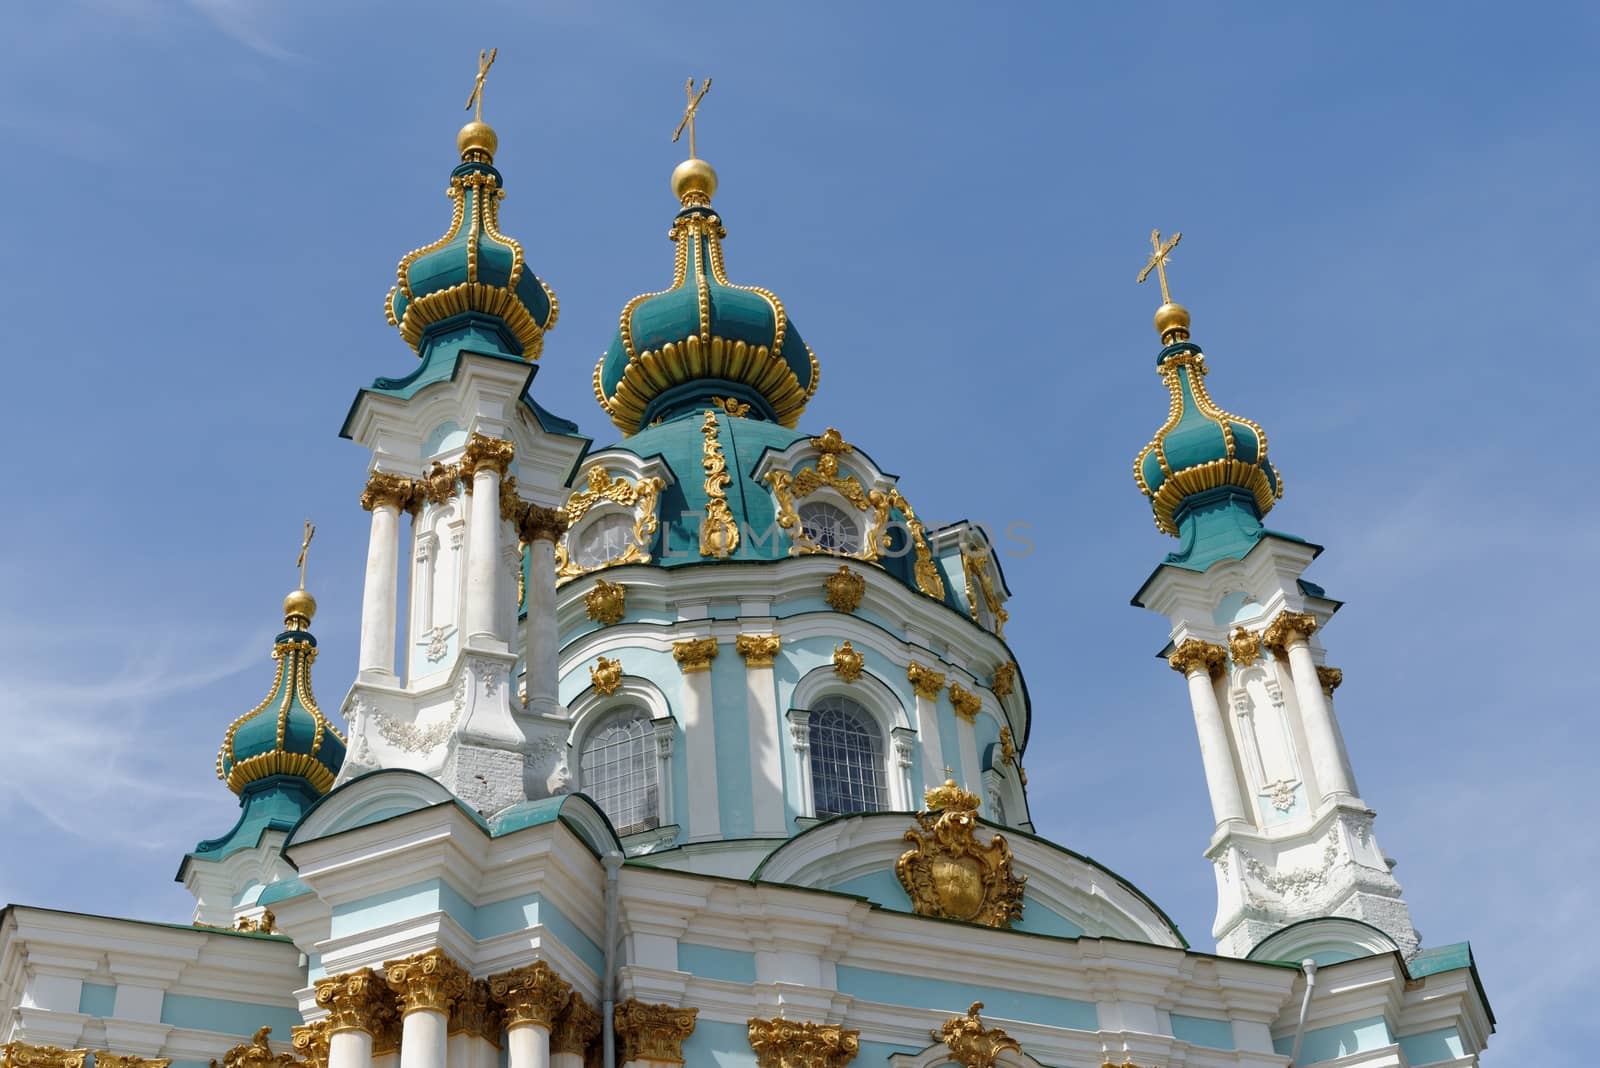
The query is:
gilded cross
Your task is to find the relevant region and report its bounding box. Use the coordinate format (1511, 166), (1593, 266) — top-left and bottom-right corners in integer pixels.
(943, 765), (955, 781)
(296, 519), (316, 590)
(465, 48), (498, 121)
(1136, 228), (1182, 305)
(672, 76), (712, 158)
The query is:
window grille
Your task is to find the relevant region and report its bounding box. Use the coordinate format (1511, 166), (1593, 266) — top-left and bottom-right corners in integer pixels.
(799, 502), (861, 554)
(807, 695), (886, 817)
(573, 512), (637, 569)
(580, 707), (659, 835)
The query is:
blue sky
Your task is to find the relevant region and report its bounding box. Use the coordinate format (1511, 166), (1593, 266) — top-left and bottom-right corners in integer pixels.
(2, 1), (1595, 1060)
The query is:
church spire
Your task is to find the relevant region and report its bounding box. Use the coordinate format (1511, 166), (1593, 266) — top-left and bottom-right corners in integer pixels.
(593, 76), (820, 434)
(1131, 232), (1283, 568)
(383, 48), (558, 360)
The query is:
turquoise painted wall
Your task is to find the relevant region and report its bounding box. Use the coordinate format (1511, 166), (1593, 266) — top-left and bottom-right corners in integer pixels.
(677, 944), (758, 984)
(1397, 1028), (1465, 1065)
(711, 645), (755, 837)
(835, 966), (1095, 1030)
(1273, 1015), (1392, 1062)
(680, 1020), (757, 1068)
(856, 1042), (930, 1067)
(1170, 1014), (1234, 1050)
(78, 983), (116, 1018)
(160, 993), (302, 1037)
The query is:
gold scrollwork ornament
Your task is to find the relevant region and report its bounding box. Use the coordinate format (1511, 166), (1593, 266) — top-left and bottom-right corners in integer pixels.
(591, 656), (623, 696)
(896, 781), (1025, 928)
(833, 641), (864, 683)
(747, 1018), (860, 1068)
(824, 564), (866, 612)
(585, 578), (627, 625)
(209, 1028), (298, 1068)
(932, 1003), (1021, 1068)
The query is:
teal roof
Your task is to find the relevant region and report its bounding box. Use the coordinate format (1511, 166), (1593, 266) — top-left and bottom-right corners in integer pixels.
(1133, 340), (1282, 537)
(216, 606), (345, 796)
(588, 410), (958, 607)
(595, 194), (818, 434)
(185, 776), (324, 864)
(383, 144), (556, 360)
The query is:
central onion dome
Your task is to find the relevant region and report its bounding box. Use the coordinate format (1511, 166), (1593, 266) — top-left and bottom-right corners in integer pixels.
(1133, 303), (1282, 536)
(216, 589), (346, 795)
(594, 157), (820, 434)
(384, 119), (558, 359)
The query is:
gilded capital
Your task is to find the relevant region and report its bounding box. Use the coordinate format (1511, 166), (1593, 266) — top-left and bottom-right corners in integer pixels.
(519, 504), (569, 544)
(2, 1046), (89, 1068)
(823, 565), (866, 613)
(1168, 639), (1227, 679)
(998, 725), (1018, 768)
(314, 968), (395, 1036)
(591, 656), (624, 696)
(209, 1028), (297, 1068)
(673, 637), (719, 673)
(290, 1023), (329, 1068)
(833, 641), (864, 683)
(614, 1000), (698, 1065)
(932, 1003), (1021, 1068)
(1316, 665), (1343, 694)
(551, 993), (601, 1057)
(499, 476), (525, 522)
(585, 578), (627, 625)
(487, 960), (572, 1029)
(948, 682), (982, 722)
(449, 979), (503, 1043)
(385, 948), (469, 1018)
(736, 634), (782, 668)
(1262, 610), (1318, 654)
(989, 662), (1015, 699)
(747, 1018), (860, 1068)
(360, 471), (416, 513)
(907, 661), (945, 700)
(462, 432), (516, 477)
(95, 1056), (172, 1068)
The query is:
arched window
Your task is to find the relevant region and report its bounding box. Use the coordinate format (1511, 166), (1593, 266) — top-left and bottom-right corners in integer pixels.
(799, 502), (861, 555)
(807, 695), (886, 817)
(572, 512), (637, 570)
(579, 707), (659, 835)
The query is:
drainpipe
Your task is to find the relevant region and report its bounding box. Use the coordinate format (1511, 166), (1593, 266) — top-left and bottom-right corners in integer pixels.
(1287, 958), (1318, 1067)
(601, 850), (624, 1068)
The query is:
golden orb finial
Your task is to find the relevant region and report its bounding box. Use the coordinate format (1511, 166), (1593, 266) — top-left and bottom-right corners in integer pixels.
(457, 120), (498, 162)
(283, 588), (317, 625)
(1154, 302), (1191, 344)
(671, 157), (718, 206)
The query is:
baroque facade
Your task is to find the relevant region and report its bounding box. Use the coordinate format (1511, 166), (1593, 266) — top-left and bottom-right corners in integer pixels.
(1, 72), (1492, 1068)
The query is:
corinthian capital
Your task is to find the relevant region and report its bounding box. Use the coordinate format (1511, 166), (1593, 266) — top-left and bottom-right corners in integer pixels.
(518, 504), (569, 544)
(449, 979), (503, 1042)
(360, 471), (416, 513)
(735, 634), (782, 668)
(551, 993), (601, 1056)
(487, 961), (571, 1029)
(614, 1000), (698, 1065)
(314, 968), (395, 1035)
(290, 1023), (329, 1068)
(462, 432), (516, 477)
(385, 948), (469, 1017)
(748, 1018), (860, 1068)
(2, 1046), (89, 1068)
(907, 661), (945, 699)
(1262, 610), (1318, 654)
(1168, 639), (1227, 679)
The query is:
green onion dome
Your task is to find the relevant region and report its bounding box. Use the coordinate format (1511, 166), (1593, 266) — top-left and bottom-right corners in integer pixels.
(384, 120), (558, 359)
(215, 589), (346, 796)
(1133, 304), (1282, 536)
(593, 158), (819, 434)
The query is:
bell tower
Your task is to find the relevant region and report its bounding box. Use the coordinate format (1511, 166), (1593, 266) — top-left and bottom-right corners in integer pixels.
(1129, 233), (1418, 959)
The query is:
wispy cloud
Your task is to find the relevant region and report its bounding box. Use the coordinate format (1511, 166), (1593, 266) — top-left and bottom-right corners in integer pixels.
(183, 0), (304, 62)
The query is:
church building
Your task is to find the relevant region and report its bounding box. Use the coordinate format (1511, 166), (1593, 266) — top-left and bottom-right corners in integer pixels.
(0, 61), (1493, 1068)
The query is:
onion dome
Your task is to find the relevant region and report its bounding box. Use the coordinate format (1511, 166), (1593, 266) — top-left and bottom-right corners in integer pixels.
(1133, 302), (1282, 536)
(383, 116), (558, 359)
(594, 157), (819, 434)
(215, 589), (346, 796)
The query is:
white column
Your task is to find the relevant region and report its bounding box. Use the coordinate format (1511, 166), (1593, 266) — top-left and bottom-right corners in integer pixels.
(677, 644), (721, 839)
(910, 672), (947, 788)
(652, 718), (676, 826)
(1284, 636), (1356, 803)
(786, 708), (815, 817)
(506, 1023), (550, 1068)
(464, 463), (504, 646)
(740, 637), (787, 835)
(522, 508), (566, 715)
(358, 486), (404, 680)
(400, 1010), (448, 1068)
(328, 1029), (373, 1068)
(1173, 642), (1249, 828)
